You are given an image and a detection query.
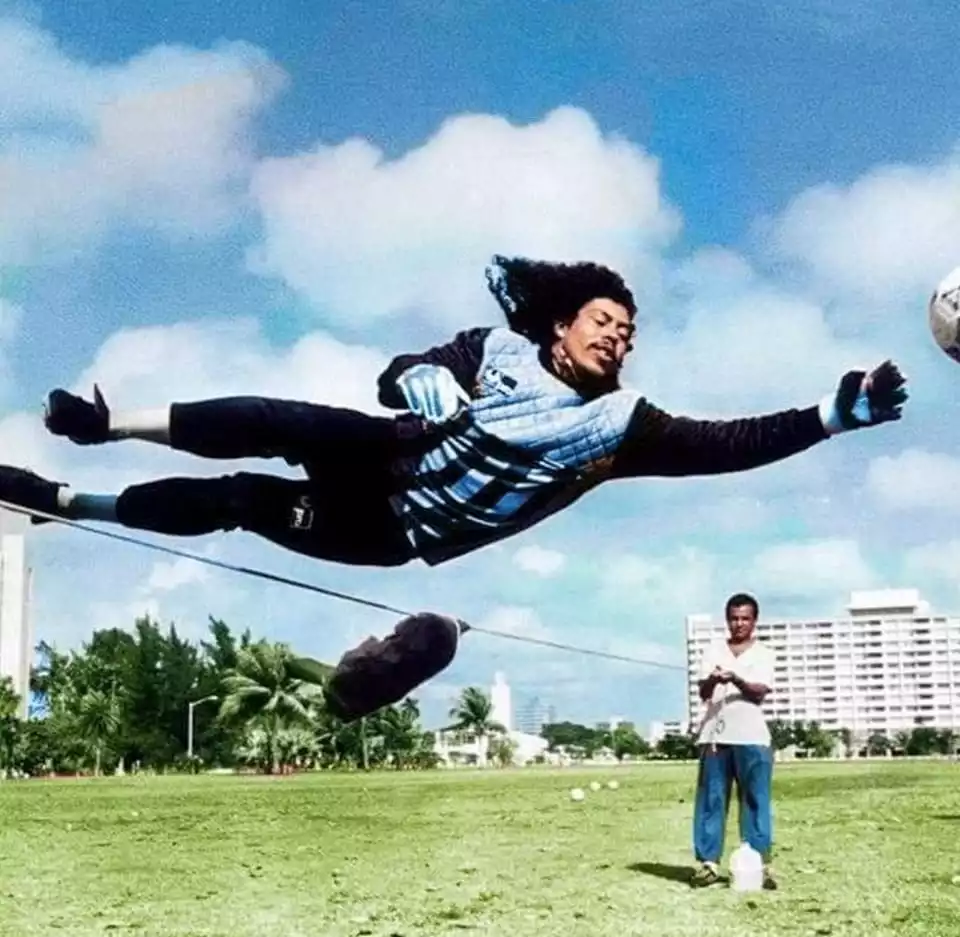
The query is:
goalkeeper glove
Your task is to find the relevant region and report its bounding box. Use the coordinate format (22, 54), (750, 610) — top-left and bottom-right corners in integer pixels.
(396, 363), (471, 423)
(818, 360), (908, 435)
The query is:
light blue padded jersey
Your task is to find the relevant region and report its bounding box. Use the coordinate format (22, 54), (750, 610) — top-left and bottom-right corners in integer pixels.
(389, 327), (641, 562)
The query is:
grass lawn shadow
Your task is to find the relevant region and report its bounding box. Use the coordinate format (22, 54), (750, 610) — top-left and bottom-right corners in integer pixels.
(627, 861), (700, 885)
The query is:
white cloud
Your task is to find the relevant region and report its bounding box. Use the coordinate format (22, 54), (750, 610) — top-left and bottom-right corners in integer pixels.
(691, 495), (772, 533)
(634, 261), (890, 414)
(0, 298), (23, 402)
(86, 596), (163, 635)
(144, 554), (211, 593)
(0, 19), (285, 264)
(0, 299), (22, 344)
(0, 317), (390, 499)
(762, 148), (960, 304)
(7, 14), (959, 727)
(600, 546), (717, 613)
(248, 105), (681, 328)
(597, 634), (684, 670)
(865, 449), (960, 513)
(903, 540), (960, 587)
(747, 539), (878, 599)
(475, 605), (552, 641)
(513, 545), (566, 577)
(73, 317), (388, 412)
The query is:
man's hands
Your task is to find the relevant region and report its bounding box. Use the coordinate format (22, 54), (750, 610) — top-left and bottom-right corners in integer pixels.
(708, 666), (735, 684)
(819, 359), (908, 436)
(396, 364), (471, 423)
(699, 666), (734, 701)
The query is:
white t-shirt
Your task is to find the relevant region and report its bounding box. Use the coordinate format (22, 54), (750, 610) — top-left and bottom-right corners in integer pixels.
(695, 639), (776, 747)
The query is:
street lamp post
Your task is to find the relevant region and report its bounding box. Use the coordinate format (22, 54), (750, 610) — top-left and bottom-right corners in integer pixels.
(187, 695), (218, 759)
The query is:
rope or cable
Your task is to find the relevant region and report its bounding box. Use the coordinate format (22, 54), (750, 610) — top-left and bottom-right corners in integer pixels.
(0, 498), (686, 672)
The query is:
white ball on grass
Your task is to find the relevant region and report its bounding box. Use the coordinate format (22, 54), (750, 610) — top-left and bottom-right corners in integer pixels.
(569, 787), (585, 801)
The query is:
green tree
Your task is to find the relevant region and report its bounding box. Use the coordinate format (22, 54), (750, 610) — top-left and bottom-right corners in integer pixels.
(866, 733), (891, 756)
(541, 721), (603, 759)
(13, 718), (57, 776)
(655, 732), (698, 760)
(935, 729), (958, 756)
(804, 722), (836, 758)
(768, 719), (794, 752)
(219, 640), (320, 774)
(376, 699), (426, 769)
(610, 723), (649, 761)
(905, 726), (940, 756)
(447, 687), (505, 767)
(489, 735), (517, 767)
(0, 677), (21, 775)
(76, 688), (123, 775)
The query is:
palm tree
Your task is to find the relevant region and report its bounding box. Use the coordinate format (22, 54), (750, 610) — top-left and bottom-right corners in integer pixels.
(238, 723), (319, 773)
(219, 641), (320, 774)
(377, 699), (425, 769)
(76, 688), (123, 776)
(447, 687), (506, 767)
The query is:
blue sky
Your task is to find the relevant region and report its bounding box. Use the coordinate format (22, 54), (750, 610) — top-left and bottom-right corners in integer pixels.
(3, 1), (960, 730)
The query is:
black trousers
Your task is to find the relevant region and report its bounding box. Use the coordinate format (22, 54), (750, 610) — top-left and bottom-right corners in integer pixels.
(114, 397), (415, 567)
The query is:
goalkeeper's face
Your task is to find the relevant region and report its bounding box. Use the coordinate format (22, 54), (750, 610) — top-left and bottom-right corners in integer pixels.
(554, 298), (635, 382)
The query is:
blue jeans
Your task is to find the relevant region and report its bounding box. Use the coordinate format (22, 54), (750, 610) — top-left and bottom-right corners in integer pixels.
(693, 743), (773, 863)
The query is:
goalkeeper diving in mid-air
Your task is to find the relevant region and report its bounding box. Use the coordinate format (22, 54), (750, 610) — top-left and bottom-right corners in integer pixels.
(0, 255), (908, 720)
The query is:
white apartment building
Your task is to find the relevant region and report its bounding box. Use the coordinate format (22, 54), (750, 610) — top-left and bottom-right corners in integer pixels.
(685, 589), (960, 743)
(0, 509), (33, 719)
(647, 719), (686, 745)
(433, 671), (550, 766)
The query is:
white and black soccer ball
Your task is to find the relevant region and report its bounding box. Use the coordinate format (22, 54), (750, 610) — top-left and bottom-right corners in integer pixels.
(929, 266), (960, 363)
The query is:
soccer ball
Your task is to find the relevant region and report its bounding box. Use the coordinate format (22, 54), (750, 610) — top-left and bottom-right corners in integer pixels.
(928, 266), (960, 362)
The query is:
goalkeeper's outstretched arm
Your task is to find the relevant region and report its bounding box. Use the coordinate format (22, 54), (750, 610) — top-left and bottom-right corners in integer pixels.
(609, 360), (908, 479)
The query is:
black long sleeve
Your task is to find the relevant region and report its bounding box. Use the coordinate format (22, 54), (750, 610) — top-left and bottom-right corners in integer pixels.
(376, 327), (491, 409)
(609, 398), (829, 478)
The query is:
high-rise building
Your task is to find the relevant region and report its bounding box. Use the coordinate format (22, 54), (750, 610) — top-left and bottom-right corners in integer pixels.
(490, 671), (513, 732)
(0, 509), (33, 719)
(685, 589), (960, 743)
(514, 695), (555, 735)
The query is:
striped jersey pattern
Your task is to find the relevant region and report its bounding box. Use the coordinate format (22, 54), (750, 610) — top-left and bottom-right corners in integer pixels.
(388, 328), (639, 559)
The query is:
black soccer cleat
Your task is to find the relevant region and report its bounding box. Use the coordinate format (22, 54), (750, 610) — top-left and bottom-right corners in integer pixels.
(44, 385), (110, 445)
(296, 612), (469, 722)
(0, 465), (64, 525)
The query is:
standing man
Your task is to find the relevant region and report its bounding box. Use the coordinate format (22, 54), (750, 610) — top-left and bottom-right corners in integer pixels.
(691, 592), (777, 890)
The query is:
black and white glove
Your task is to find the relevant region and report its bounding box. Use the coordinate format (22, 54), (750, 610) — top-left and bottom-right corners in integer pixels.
(818, 360), (908, 436)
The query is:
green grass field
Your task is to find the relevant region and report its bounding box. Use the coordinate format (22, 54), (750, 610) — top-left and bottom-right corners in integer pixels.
(1, 760), (958, 937)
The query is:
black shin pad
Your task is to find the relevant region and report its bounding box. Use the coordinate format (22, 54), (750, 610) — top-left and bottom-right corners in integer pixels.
(294, 613), (468, 722)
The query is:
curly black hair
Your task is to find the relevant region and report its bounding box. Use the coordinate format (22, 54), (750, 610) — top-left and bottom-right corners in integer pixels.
(484, 254), (637, 347)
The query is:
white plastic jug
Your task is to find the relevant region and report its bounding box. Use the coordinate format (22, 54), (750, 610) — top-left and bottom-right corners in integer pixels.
(729, 842), (764, 892)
